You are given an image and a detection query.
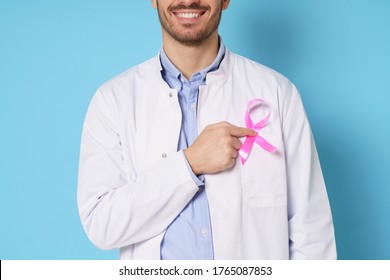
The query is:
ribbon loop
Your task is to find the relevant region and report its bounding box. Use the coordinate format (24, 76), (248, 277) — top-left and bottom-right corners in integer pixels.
(239, 99), (276, 165)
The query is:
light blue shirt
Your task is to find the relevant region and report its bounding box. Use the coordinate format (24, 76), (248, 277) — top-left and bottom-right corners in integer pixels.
(159, 40), (226, 260)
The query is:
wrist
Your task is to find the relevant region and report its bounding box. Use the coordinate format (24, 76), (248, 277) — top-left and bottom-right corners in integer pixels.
(184, 148), (201, 175)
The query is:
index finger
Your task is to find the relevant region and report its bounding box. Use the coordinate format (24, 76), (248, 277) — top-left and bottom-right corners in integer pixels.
(228, 126), (257, 137)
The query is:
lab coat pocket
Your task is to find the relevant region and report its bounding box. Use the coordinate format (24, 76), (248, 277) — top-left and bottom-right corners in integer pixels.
(241, 134), (287, 208)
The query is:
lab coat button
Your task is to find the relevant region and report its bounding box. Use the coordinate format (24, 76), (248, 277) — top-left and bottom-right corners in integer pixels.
(169, 92), (173, 98)
(162, 153), (167, 158)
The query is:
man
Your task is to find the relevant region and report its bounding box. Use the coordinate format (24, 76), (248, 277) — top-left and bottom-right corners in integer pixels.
(78, 0), (336, 260)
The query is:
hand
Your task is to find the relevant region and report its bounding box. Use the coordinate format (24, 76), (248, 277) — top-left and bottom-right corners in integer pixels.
(184, 121), (256, 175)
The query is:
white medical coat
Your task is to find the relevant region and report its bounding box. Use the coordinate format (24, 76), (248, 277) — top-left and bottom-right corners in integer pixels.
(78, 50), (337, 259)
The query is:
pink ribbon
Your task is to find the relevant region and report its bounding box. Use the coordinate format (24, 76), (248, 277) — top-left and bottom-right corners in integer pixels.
(239, 99), (276, 165)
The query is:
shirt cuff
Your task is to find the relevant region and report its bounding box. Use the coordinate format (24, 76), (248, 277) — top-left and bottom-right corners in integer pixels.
(179, 150), (204, 187)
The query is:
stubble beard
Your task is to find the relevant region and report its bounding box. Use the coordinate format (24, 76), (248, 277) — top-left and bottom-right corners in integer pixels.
(156, 1), (223, 47)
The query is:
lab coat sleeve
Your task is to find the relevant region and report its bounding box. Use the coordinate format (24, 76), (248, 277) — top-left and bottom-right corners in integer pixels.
(77, 89), (199, 250)
(283, 84), (337, 259)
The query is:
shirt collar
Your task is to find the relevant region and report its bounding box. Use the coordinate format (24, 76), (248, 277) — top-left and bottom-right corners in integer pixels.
(159, 36), (226, 83)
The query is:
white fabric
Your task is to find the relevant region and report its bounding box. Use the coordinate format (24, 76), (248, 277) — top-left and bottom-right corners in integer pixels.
(77, 50), (337, 260)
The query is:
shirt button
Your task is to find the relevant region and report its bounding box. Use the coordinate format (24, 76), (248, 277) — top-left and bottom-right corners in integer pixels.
(162, 153), (167, 158)
(201, 228), (208, 237)
(191, 103), (196, 110)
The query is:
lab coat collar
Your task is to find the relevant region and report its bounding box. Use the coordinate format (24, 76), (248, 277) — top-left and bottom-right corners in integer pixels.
(155, 49), (233, 88)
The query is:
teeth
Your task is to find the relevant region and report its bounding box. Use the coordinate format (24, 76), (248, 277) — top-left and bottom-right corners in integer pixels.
(177, 13), (200, 19)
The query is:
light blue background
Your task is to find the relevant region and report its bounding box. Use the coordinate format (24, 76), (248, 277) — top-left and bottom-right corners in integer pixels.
(1, 0), (389, 260)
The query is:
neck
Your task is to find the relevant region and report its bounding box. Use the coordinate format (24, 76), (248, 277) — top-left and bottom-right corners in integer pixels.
(162, 31), (219, 79)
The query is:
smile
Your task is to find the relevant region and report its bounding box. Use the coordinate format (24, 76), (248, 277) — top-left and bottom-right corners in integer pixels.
(176, 12), (201, 19)
(173, 9), (207, 20)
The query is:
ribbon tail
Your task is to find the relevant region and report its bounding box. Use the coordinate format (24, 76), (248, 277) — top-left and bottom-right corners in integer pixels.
(255, 136), (277, 153)
(239, 136), (256, 165)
